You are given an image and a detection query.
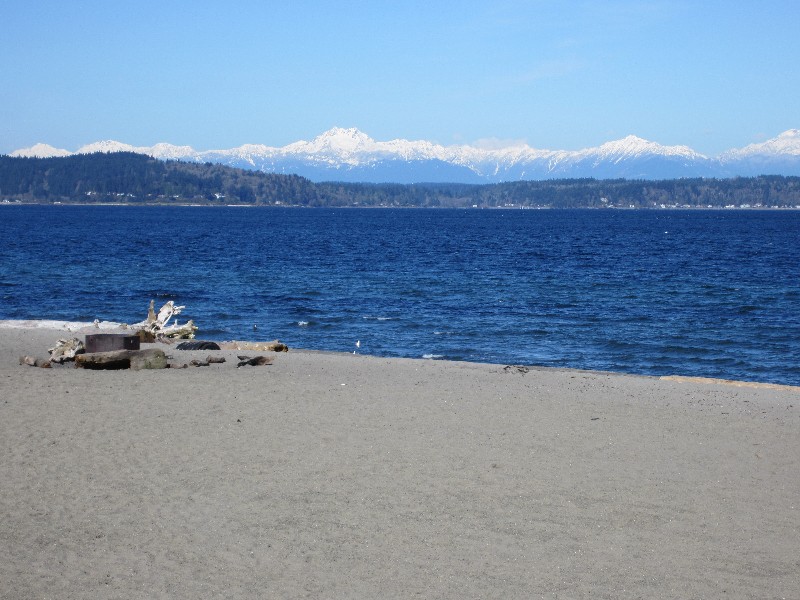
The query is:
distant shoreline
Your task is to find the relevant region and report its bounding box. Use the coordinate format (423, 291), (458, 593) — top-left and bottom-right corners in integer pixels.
(3, 201), (799, 210)
(3, 153), (799, 208)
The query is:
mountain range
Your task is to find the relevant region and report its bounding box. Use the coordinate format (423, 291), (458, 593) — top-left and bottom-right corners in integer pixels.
(10, 128), (800, 184)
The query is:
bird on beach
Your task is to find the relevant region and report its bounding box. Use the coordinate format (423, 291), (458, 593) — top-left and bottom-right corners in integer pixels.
(354, 340), (360, 354)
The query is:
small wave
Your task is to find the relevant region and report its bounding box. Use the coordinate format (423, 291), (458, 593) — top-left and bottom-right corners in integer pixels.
(363, 316), (397, 321)
(297, 321), (310, 327)
(422, 354), (445, 360)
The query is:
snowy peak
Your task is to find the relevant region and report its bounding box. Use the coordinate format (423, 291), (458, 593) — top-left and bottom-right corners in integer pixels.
(76, 140), (138, 154)
(287, 127), (378, 159)
(722, 129), (800, 158)
(10, 143), (71, 158)
(147, 143), (199, 160)
(314, 127), (374, 150)
(590, 135), (705, 161)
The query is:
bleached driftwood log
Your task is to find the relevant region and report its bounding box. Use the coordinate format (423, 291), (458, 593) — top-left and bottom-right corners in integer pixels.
(131, 300), (198, 339)
(222, 340), (289, 352)
(48, 337), (85, 363)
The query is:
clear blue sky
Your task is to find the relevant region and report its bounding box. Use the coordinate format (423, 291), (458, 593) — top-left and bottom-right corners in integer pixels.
(2, 0), (798, 156)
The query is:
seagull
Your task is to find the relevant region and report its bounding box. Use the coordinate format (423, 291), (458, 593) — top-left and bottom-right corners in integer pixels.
(354, 340), (360, 354)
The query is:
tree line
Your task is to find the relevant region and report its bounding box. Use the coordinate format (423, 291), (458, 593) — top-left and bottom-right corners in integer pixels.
(2, 152), (800, 208)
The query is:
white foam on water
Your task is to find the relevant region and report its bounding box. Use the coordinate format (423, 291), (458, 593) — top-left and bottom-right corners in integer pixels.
(0, 319), (124, 331)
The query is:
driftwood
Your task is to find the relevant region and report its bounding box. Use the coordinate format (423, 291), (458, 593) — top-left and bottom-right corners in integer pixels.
(74, 348), (168, 370)
(173, 356), (226, 368)
(223, 340), (289, 352)
(131, 300), (198, 339)
(48, 338), (85, 364)
(236, 355), (273, 368)
(19, 355), (51, 368)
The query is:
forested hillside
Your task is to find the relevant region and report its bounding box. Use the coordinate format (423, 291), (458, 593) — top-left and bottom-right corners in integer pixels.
(2, 152), (800, 208)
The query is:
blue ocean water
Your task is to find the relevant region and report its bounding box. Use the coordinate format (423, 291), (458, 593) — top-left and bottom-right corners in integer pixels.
(1, 205), (798, 385)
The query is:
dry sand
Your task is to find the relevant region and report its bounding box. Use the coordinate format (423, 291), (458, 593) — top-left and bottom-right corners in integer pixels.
(1, 326), (798, 599)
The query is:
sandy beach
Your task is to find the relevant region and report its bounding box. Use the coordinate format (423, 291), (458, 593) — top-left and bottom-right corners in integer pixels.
(1, 325), (798, 599)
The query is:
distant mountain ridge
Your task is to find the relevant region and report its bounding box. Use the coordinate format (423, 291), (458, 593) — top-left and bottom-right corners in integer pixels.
(10, 128), (800, 183)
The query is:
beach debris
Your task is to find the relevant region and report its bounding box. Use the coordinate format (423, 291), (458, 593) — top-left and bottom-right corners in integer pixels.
(223, 340), (288, 352)
(130, 349), (168, 370)
(175, 340), (221, 351)
(135, 329), (156, 342)
(130, 300), (198, 339)
(503, 365), (530, 375)
(189, 355), (225, 367)
(236, 355), (273, 368)
(19, 355), (51, 368)
(85, 333), (139, 353)
(48, 337), (85, 364)
(74, 348), (168, 370)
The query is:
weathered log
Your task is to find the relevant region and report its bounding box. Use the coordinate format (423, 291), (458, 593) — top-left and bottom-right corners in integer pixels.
(74, 351), (131, 370)
(190, 356), (227, 367)
(129, 349), (168, 370)
(223, 340), (289, 352)
(74, 348), (167, 370)
(146, 299), (157, 324)
(130, 300), (198, 339)
(155, 320), (198, 339)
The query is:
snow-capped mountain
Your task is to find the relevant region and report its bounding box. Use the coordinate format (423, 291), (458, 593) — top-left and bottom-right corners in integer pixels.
(716, 129), (800, 177)
(721, 129), (800, 158)
(10, 143), (72, 158)
(10, 128), (800, 183)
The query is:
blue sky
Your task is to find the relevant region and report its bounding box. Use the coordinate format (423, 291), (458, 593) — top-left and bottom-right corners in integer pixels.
(2, 0), (798, 156)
